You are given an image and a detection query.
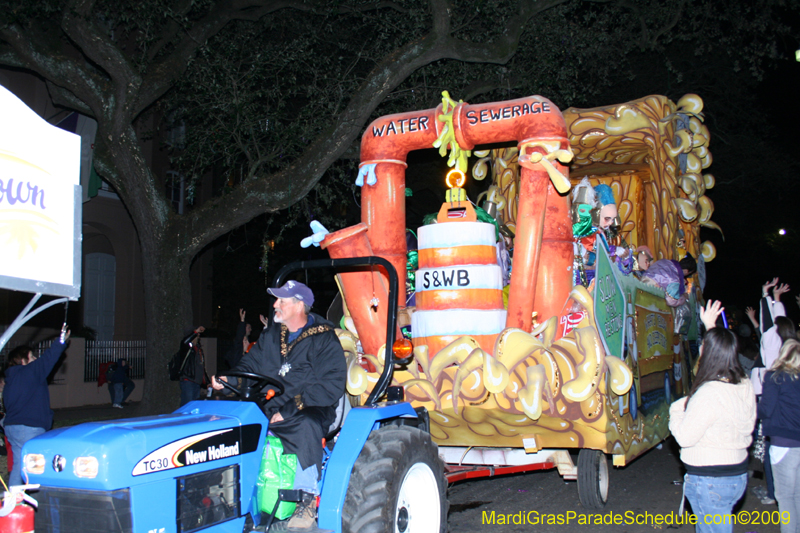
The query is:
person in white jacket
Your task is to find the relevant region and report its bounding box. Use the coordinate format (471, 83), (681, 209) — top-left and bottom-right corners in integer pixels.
(749, 279), (795, 395)
(669, 300), (757, 533)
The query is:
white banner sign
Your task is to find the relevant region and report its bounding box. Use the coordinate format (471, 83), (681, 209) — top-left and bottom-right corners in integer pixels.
(0, 84), (81, 298)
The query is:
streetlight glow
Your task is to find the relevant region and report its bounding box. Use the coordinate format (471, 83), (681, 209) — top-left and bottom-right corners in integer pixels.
(779, 229), (787, 235)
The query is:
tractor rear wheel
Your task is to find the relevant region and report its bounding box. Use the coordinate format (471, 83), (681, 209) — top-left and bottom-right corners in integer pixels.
(577, 448), (609, 509)
(342, 425), (447, 533)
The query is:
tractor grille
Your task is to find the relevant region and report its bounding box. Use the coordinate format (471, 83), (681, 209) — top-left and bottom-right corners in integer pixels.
(35, 487), (133, 533)
(177, 464), (240, 532)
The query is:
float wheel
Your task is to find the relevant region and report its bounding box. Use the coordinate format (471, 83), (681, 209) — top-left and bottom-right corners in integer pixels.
(577, 448), (609, 509)
(342, 425), (448, 533)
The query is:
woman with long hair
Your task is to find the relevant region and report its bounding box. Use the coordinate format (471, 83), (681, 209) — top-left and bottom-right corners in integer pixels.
(669, 300), (757, 533)
(759, 338), (800, 533)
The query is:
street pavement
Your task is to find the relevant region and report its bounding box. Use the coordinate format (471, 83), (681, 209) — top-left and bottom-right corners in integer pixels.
(447, 438), (781, 533)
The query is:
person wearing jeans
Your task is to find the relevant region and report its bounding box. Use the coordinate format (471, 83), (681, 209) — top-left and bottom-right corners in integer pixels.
(4, 332), (69, 486)
(109, 358), (136, 408)
(669, 301), (757, 533)
(682, 474), (748, 531)
(759, 338), (800, 533)
(771, 448), (800, 533)
(5, 425), (45, 484)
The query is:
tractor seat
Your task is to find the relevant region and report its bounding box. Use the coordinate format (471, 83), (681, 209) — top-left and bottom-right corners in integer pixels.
(324, 394), (350, 444)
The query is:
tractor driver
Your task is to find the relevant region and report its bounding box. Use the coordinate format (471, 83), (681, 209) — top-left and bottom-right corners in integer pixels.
(211, 280), (346, 530)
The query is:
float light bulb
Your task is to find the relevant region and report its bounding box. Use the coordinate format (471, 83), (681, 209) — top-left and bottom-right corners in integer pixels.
(779, 229), (787, 236)
(445, 168), (466, 189)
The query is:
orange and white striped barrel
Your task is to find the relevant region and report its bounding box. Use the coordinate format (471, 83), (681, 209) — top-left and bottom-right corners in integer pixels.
(415, 264), (504, 310)
(417, 221), (498, 269)
(412, 221), (507, 356)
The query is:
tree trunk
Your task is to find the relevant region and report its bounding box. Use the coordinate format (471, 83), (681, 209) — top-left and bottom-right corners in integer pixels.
(139, 246), (194, 414)
(100, 130), (196, 415)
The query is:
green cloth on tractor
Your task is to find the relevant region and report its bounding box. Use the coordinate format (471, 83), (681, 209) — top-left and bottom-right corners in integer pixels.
(256, 435), (298, 520)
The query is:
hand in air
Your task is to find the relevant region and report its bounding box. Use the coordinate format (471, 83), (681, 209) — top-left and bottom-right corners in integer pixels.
(699, 300), (724, 331)
(773, 283), (790, 301)
(763, 277), (779, 296)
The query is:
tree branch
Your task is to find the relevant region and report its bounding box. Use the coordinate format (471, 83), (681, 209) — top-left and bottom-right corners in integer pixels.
(0, 24), (108, 116)
(45, 80), (94, 116)
(172, 0), (558, 255)
(429, 0), (451, 35)
(145, 0), (199, 62)
(649, 1), (685, 49)
(134, 0), (312, 117)
(61, 0), (139, 93)
(443, 0), (570, 64)
(338, 1), (407, 14)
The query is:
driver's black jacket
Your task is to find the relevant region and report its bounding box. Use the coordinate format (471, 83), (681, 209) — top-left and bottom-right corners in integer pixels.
(233, 313), (346, 423)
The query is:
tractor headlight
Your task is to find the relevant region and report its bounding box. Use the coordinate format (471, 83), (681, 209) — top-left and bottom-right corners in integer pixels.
(73, 456), (99, 478)
(24, 454), (45, 475)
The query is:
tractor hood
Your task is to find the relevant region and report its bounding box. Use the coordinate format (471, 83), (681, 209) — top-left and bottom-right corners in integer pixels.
(22, 401), (267, 490)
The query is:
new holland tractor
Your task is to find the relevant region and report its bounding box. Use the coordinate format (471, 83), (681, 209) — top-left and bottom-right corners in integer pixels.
(20, 257), (448, 533)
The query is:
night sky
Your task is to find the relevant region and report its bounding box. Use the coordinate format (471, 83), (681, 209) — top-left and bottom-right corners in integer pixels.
(701, 55), (800, 325)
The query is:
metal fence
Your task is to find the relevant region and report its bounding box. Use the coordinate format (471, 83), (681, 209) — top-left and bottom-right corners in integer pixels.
(84, 340), (146, 382)
(0, 340), (51, 369)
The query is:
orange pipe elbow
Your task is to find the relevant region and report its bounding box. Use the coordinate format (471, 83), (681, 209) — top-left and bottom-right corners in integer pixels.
(360, 108), (441, 298)
(330, 95), (572, 353)
(321, 223), (395, 357)
(536, 170), (573, 326)
(505, 166), (549, 331)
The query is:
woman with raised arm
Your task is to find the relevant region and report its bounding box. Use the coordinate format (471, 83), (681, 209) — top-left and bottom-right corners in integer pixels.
(669, 300), (757, 533)
(753, 280), (795, 393)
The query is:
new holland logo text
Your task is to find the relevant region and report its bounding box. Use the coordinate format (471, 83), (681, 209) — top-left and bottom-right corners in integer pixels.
(186, 442), (240, 465)
(132, 423), (261, 476)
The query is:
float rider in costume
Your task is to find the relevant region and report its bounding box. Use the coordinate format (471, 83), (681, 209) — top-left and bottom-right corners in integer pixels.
(212, 281), (346, 531)
(571, 178), (630, 286)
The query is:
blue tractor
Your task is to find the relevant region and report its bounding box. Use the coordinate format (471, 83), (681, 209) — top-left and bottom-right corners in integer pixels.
(21, 257), (448, 533)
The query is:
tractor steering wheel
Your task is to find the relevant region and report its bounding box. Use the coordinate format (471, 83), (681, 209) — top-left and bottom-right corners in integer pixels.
(217, 371), (285, 405)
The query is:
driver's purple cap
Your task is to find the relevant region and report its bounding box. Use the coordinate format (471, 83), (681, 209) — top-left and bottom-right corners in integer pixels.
(268, 280), (314, 307)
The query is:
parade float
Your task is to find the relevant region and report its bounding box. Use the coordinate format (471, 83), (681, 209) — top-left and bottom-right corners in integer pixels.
(313, 92), (718, 507)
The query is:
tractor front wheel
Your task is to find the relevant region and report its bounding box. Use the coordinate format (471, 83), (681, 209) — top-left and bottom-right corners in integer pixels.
(342, 425), (447, 533)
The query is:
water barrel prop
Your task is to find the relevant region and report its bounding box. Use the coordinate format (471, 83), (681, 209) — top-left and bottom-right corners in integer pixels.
(413, 221), (507, 357)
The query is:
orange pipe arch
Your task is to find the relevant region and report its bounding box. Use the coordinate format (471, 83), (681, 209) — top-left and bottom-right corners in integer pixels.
(323, 96), (572, 356)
